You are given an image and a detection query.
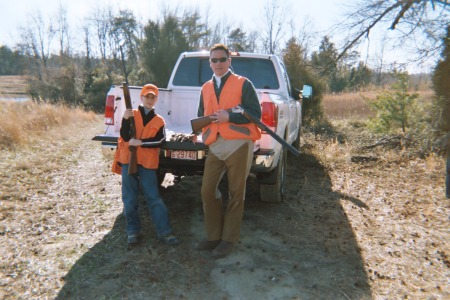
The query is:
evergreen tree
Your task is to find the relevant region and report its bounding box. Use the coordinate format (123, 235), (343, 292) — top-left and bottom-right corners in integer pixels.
(228, 28), (251, 52)
(283, 38), (325, 126)
(367, 71), (419, 133)
(140, 16), (189, 87)
(180, 10), (209, 50)
(0, 46), (24, 75)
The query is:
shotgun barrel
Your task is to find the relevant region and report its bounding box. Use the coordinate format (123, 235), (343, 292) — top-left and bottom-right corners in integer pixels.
(236, 105), (300, 157)
(122, 82), (138, 175)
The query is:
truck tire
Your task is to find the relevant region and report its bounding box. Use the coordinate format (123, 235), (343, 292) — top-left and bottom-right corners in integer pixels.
(259, 148), (287, 202)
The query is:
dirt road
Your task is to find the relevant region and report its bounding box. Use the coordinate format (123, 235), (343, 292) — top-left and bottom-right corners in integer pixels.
(1, 120), (449, 299)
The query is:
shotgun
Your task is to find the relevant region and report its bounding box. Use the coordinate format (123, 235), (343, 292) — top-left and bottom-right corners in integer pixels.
(190, 105), (300, 157)
(190, 108), (233, 133)
(122, 82), (138, 174)
(191, 115), (214, 134)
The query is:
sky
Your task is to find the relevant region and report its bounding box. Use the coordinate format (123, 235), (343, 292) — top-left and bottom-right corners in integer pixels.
(0, 0), (435, 73)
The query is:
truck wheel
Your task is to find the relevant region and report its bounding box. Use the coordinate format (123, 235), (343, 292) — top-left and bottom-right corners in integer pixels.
(259, 148), (287, 202)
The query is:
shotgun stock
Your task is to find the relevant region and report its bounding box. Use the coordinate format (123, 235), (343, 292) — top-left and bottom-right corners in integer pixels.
(122, 82), (138, 175)
(190, 115), (214, 134)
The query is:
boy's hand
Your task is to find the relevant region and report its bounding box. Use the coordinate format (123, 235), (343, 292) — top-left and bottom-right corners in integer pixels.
(123, 109), (133, 119)
(129, 138), (142, 146)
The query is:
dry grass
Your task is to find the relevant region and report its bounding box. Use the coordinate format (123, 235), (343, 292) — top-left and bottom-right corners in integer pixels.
(0, 100), (98, 149)
(0, 115), (113, 299)
(323, 91), (376, 120)
(0, 76), (29, 96)
(322, 90), (435, 120)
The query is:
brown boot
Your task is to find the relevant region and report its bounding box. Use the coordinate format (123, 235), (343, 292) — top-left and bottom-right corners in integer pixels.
(212, 241), (234, 258)
(195, 239), (221, 251)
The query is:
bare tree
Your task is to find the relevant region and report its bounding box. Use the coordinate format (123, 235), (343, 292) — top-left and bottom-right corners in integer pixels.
(259, 0), (290, 54)
(18, 12), (55, 68)
(87, 5), (114, 61)
(208, 16), (233, 46)
(17, 11), (56, 83)
(287, 17), (314, 61)
(55, 3), (70, 56)
(82, 25), (92, 68)
(334, 0), (450, 66)
(110, 9), (139, 63)
(375, 36), (388, 85)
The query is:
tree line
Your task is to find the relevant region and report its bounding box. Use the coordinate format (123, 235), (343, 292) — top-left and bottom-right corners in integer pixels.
(0, 1), (445, 120)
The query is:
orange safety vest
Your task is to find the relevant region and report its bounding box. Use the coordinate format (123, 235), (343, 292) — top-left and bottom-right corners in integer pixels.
(112, 110), (165, 174)
(201, 74), (261, 145)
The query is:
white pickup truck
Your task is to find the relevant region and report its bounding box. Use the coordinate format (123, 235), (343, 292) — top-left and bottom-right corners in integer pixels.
(93, 51), (312, 202)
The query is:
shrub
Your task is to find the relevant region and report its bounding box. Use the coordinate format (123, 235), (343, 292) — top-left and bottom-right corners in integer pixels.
(366, 72), (419, 134)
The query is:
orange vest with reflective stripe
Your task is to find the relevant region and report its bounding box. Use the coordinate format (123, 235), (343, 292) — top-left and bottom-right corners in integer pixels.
(112, 110), (164, 174)
(201, 74), (261, 145)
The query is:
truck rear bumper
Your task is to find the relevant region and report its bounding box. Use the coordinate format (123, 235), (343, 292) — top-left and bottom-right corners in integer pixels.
(93, 134), (277, 174)
(93, 135), (119, 150)
(93, 134), (118, 143)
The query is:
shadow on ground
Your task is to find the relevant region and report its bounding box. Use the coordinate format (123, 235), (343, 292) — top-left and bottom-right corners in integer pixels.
(57, 151), (372, 299)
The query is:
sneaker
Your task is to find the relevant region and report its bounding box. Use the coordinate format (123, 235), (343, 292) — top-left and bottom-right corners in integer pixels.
(159, 234), (180, 246)
(195, 239), (221, 251)
(212, 241), (234, 258)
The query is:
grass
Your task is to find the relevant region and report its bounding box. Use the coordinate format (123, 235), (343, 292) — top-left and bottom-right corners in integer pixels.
(322, 89), (434, 120)
(0, 100), (100, 203)
(0, 75), (29, 96)
(0, 100), (98, 149)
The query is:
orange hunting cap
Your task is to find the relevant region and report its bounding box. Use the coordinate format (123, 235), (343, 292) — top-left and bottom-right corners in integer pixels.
(140, 84), (159, 97)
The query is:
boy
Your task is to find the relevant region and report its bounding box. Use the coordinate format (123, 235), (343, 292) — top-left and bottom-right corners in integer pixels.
(112, 84), (179, 246)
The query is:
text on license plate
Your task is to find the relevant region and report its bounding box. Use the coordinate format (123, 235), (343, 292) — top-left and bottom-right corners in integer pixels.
(170, 150), (197, 160)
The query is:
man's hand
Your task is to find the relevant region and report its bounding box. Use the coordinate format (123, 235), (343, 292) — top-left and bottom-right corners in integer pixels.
(213, 109), (229, 124)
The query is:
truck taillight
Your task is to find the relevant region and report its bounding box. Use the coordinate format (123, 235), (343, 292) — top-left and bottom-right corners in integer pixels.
(261, 102), (277, 127)
(105, 95), (115, 125)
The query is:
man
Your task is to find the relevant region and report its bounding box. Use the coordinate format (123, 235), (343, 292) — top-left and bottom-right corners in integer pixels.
(195, 43), (261, 258)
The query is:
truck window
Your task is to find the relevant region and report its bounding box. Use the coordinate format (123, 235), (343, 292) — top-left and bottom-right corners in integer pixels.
(172, 56), (280, 90)
(172, 57), (212, 87)
(232, 58), (280, 90)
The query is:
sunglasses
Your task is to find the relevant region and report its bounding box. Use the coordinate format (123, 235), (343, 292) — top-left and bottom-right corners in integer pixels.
(210, 57), (228, 63)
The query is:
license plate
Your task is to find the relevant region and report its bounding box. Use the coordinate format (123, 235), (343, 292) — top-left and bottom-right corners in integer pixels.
(170, 150), (197, 160)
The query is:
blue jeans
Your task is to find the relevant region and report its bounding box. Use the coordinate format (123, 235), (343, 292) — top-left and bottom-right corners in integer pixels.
(121, 164), (172, 238)
(446, 155), (450, 198)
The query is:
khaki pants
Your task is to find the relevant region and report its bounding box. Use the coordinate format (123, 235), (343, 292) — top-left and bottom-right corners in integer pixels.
(201, 143), (253, 242)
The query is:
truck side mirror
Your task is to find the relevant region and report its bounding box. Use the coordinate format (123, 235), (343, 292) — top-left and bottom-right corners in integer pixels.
(294, 85), (313, 101)
(301, 85), (313, 99)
